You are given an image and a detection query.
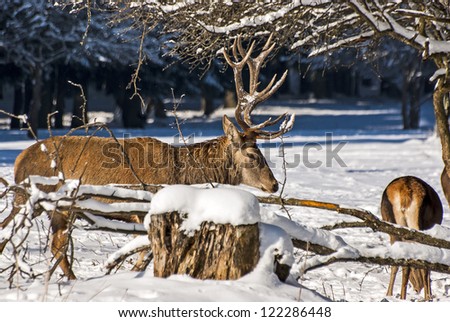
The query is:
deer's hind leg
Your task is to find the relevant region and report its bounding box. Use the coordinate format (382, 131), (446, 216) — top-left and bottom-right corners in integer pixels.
(420, 269), (432, 301)
(406, 267), (432, 301)
(400, 266), (411, 300)
(49, 210), (76, 280)
(386, 265), (398, 297)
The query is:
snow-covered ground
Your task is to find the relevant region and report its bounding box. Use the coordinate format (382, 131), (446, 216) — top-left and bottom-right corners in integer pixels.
(0, 99), (449, 302)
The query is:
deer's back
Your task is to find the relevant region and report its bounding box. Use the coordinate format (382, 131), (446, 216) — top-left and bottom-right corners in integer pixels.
(14, 136), (171, 185)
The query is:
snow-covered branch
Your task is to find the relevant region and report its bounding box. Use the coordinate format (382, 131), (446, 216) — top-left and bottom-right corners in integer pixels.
(345, 0), (450, 56)
(304, 244), (450, 274)
(257, 195), (450, 276)
(106, 0), (450, 69)
(3, 176), (450, 283)
(259, 196), (450, 250)
(308, 31), (374, 57)
(0, 176), (153, 279)
(198, 0), (331, 34)
(260, 203), (450, 276)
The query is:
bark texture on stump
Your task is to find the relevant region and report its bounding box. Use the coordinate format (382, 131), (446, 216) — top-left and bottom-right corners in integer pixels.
(150, 212), (260, 280)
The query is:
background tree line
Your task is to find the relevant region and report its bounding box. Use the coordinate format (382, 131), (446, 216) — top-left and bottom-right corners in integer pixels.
(0, 0), (437, 135)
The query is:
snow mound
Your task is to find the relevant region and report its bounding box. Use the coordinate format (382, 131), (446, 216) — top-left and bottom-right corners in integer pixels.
(242, 223), (294, 284)
(145, 185), (261, 233)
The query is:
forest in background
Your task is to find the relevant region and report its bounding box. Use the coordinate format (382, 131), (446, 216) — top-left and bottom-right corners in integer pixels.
(0, 0), (435, 134)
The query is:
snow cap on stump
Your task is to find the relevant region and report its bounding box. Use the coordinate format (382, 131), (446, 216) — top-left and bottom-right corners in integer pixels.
(145, 185), (261, 233)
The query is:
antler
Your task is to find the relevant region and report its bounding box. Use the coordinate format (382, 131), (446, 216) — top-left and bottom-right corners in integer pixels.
(222, 34), (295, 140)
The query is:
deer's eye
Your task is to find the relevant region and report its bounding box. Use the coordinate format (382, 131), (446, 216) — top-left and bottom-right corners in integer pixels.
(247, 152), (261, 163)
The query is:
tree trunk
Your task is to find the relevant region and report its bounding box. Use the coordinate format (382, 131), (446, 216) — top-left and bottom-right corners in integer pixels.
(28, 66), (43, 138)
(435, 77), (450, 207)
(54, 66), (66, 129)
(434, 83), (450, 168)
(201, 95), (214, 117)
(441, 168), (450, 208)
(409, 76), (424, 129)
(151, 96), (166, 119)
(404, 71), (424, 130)
(223, 89), (236, 109)
(201, 85), (215, 117)
(121, 94), (147, 128)
(149, 212), (260, 280)
(115, 88), (147, 128)
(312, 70), (328, 99)
(38, 75), (54, 129)
(401, 73), (411, 129)
(288, 60), (301, 97)
(24, 78), (32, 116)
(10, 82), (23, 129)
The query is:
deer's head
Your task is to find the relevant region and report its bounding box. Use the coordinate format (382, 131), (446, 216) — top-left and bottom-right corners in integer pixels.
(222, 34), (295, 193)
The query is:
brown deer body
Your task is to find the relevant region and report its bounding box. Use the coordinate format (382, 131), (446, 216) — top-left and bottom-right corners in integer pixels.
(381, 176), (443, 300)
(14, 127), (279, 192)
(4, 34), (294, 279)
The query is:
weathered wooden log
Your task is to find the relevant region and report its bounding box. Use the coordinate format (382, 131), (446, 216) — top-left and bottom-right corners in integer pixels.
(149, 212), (260, 280)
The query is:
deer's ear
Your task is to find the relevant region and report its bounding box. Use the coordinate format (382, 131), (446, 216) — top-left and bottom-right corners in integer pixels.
(223, 115), (242, 143)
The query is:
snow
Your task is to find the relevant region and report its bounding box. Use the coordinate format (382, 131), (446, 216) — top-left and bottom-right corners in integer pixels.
(427, 225), (450, 241)
(387, 242), (450, 264)
(280, 113), (296, 133)
(260, 210), (349, 251)
(430, 68), (446, 82)
(18, 114), (28, 123)
(200, 0), (331, 34)
(77, 184), (153, 201)
(0, 98), (450, 302)
(77, 199), (151, 214)
(347, 0), (450, 56)
(83, 213), (146, 234)
(146, 185), (260, 234)
(256, 223), (295, 270)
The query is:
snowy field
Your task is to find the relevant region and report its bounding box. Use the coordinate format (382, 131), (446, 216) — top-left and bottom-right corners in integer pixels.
(0, 98), (449, 302)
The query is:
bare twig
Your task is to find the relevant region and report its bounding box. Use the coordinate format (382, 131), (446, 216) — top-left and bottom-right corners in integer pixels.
(0, 109), (39, 142)
(277, 135), (292, 220)
(105, 245), (152, 275)
(68, 81), (88, 132)
(127, 21), (151, 113)
(359, 266), (383, 292)
(80, 0), (92, 46)
(170, 89), (215, 188)
(45, 120), (147, 188)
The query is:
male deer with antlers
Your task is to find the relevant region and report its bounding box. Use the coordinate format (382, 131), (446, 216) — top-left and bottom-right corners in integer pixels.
(381, 176), (443, 300)
(2, 34), (294, 279)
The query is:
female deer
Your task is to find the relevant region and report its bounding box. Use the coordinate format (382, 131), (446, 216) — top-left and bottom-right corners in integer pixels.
(381, 176), (443, 300)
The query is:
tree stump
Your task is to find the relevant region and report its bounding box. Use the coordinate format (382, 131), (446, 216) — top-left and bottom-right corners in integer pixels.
(149, 212), (260, 280)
